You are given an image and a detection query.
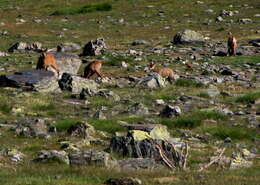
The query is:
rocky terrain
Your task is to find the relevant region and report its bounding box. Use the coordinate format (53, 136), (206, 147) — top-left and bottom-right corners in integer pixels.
(0, 0), (259, 185)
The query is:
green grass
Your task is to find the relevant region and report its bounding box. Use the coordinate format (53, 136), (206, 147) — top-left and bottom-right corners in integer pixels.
(160, 110), (227, 129)
(32, 103), (56, 111)
(205, 125), (259, 140)
(89, 119), (126, 134)
(175, 78), (204, 88)
(0, 103), (12, 114)
(236, 91), (260, 104)
(52, 2), (112, 15)
(51, 119), (78, 132)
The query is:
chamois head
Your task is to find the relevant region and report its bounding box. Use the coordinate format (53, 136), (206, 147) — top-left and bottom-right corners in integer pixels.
(149, 61), (157, 70)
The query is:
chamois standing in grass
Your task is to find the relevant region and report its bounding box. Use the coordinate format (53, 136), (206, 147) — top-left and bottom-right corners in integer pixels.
(227, 32), (237, 56)
(83, 60), (103, 79)
(149, 61), (178, 83)
(36, 51), (60, 76)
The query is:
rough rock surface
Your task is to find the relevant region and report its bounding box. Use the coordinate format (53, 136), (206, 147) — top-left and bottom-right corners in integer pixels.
(105, 177), (142, 185)
(42, 52), (82, 75)
(69, 149), (117, 168)
(159, 105), (181, 118)
(81, 38), (107, 56)
(67, 122), (95, 138)
(33, 150), (69, 164)
(118, 158), (163, 171)
(173, 29), (205, 44)
(8, 42), (43, 52)
(57, 42), (81, 52)
(0, 70), (98, 93)
(136, 73), (166, 88)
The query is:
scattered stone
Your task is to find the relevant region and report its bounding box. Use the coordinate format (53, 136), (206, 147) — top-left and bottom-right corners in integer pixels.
(173, 29), (205, 44)
(8, 42), (42, 52)
(33, 150), (69, 164)
(216, 16), (224, 22)
(105, 177), (142, 185)
(15, 119), (48, 138)
(239, 18), (253, 23)
(132, 40), (150, 46)
(67, 122), (95, 138)
(126, 103), (149, 116)
(230, 153), (253, 169)
(200, 89), (220, 97)
(58, 73), (73, 91)
(81, 38), (107, 56)
(159, 105), (181, 118)
(93, 111), (107, 120)
(0, 51), (10, 57)
(155, 99), (165, 105)
(0, 149), (24, 162)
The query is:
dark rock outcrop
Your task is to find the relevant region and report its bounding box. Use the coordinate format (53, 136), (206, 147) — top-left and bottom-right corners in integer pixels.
(81, 38), (107, 56)
(8, 42), (43, 52)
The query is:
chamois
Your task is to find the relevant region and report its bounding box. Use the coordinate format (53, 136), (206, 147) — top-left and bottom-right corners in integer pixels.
(227, 32), (237, 56)
(83, 60), (103, 79)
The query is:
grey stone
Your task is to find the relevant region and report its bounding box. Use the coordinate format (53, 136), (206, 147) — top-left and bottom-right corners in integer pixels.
(69, 149), (117, 168)
(127, 103), (149, 116)
(239, 18), (253, 23)
(136, 73), (166, 89)
(33, 150), (69, 164)
(216, 16), (224, 22)
(200, 89), (220, 97)
(0, 51), (10, 57)
(8, 42), (42, 52)
(173, 29), (205, 44)
(132, 40), (150, 46)
(159, 105), (181, 118)
(67, 122), (95, 138)
(81, 38), (107, 56)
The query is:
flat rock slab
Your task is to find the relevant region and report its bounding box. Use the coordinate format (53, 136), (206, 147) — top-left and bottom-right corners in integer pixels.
(0, 70), (98, 93)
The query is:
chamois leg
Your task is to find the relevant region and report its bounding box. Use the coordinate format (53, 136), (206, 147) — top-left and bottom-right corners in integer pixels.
(86, 71), (95, 78)
(95, 69), (103, 78)
(51, 64), (60, 76)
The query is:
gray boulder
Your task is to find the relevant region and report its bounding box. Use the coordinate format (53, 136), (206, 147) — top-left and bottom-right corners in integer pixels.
(8, 42), (43, 52)
(200, 89), (220, 97)
(136, 73), (166, 88)
(33, 150), (69, 164)
(159, 105), (181, 118)
(0, 70), (98, 93)
(44, 52), (82, 75)
(173, 29), (205, 44)
(132, 40), (150, 46)
(81, 38), (107, 56)
(69, 149), (117, 168)
(127, 103), (149, 116)
(105, 177), (142, 185)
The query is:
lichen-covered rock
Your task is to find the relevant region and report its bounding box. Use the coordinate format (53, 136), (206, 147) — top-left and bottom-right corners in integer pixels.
(67, 122), (95, 138)
(8, 42), (43, 52)
(33, 150), (69, 164)
(173, 29), (205, 44)
(126, 103), (149, 116)
(69, 149), (117, 168)
(81, 38), (107, 56)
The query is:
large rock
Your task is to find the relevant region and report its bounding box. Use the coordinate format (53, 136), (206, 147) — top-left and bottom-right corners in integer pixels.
(57, 42), (81, 52)
(0, 70), (98, 93)
(136, 73), (166, 88)
(81, 38), (107, 56)
(105, 177), (142, 185)
(69, 149), (117, 168)
(8, 42), (43, 52)
(67, 122), (95, 138)
(42, 52), (82, 75)
(173, 29), (205, 44)
(126, 103), (149, 116)
(33, 150), (69, 164)
(15, 119), (48, 138)
(159, 105), (181, 118)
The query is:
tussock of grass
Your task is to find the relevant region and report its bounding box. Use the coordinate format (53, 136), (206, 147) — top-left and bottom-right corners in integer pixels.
(236, 91), (260, 104)
(206, 126), (258, 140)
(175, 78), (203, 87)
(51, 119), (77, 131)
(32, 103), (55, 111)
(106, 55), (134, 66)
(0, 103), (12, 114)
(52, 2), (112, 15)
(89, 119), (126, 134)
(160, 110), (227, 129)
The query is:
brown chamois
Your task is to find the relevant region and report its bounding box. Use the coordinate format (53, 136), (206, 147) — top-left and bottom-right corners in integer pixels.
(36, 52), (60, 76)
(227, 32), (237, 56)
(149, 61), (177, 83)
(83, 60), (103, 79)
